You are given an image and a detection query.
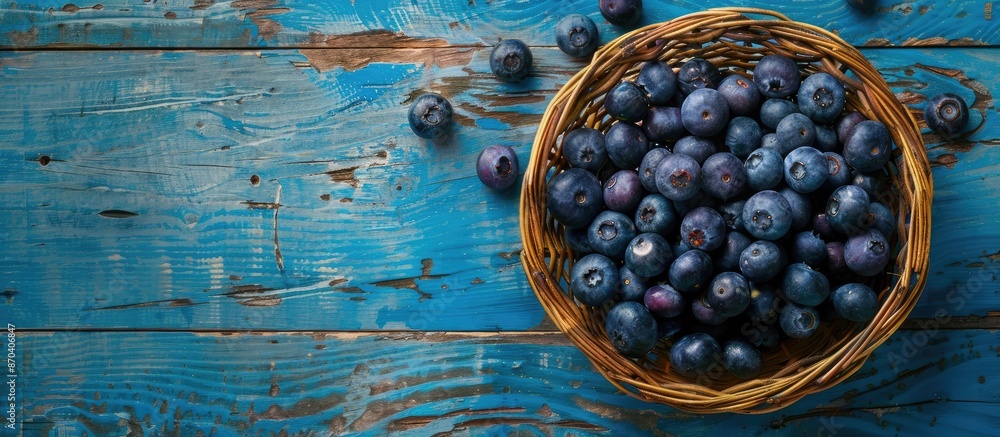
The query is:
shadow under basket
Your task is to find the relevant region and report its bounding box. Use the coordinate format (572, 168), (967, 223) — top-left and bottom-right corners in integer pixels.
(519, 8), (932, 414)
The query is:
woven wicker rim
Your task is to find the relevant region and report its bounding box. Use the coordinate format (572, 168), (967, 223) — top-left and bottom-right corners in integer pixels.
(519, 7), (932, 414)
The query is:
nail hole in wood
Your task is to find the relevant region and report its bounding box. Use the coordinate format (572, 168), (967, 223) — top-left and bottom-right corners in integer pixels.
(38, 155), (51, 166)
(251, 175), (261, 186)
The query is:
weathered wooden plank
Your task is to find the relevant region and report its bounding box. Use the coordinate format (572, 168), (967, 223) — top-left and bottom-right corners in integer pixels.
(8, 329), (1000, 435)
(1, 47), (998, 330)
(0, 0), (996, 49)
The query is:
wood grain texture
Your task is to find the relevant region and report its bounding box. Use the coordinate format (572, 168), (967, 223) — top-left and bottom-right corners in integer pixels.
(0, 0), (997, 49)
(1, 46), (998, 330)
(9, 330), (999, 436)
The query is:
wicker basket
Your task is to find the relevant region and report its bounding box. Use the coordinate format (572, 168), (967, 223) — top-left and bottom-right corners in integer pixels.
(519, 8), (932, 414)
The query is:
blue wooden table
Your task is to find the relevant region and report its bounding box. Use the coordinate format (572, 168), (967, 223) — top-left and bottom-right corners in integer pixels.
(1, 1), (998, 435)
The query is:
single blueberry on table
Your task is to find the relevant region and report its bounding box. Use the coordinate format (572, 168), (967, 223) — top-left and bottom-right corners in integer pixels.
(546, 168), (604, 229)
(638, 147), (671, 192)
(739, 240), (784, 283)
(826, 184), (871, 236)
(603, 169), (645, 213)
(677, 58), (723, 95)
(570, 253), (619, 306)
(625, 232), (675, 278)
(744, 148), (784, 191)
(634, 193), (678, 235)
(605, 121), (650, 169)
(669, 249), (714, 293)
(701, 152), (747, 201)
(587, 210), (638, 260)
(563, 127), (608, 173)
(644, 284), (686, 318)
(680, 206), (726, 252)
(742, 190), (793, 240)
(655, 153), (702, 201)
(724, 116), (763, 159)
(476, 145), (520, 191)
(715, 231), (752, 273)
(670, 332), (722, 377)
(924, 92), (970, 140)
(779, 303), (821, 339)
(753, 54), (801, 99)
(673, 136), (717, 165)
(643, 106), (686, 142)
(681, 88), (730, 137)
(490, 39), (533, 83)
(408, 93), (455, 140)
(637, 61), (678, 105)
(783, 146), (827, 194)
(832, 283), (879, 322)
(759, 98), (799, 131)
(555, 14), (600, 58)
(797, 72), (846, 124)
(717, 74), (761, 116)
(605, 301), (659, 358)
(843, 120), (892, 172)
(722, 338), (763, 379)
(605, 81), (650, 123)
(617, 265), (650, 302)
(600, 0), (643, 27)
(776, 113), (817, 155)
(844, 228), (890, 277)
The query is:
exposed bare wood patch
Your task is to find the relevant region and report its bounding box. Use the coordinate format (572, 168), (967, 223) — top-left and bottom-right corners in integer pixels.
(988, 2), (994, 20)
(250, 392), (346, 422)
(7, 26), (38, 46)
(231, 0), (288, 42)
(388, 407), (527, 433)
(370, 368), (474, 396)
(574, 395), (691, 435)
(98, 209), (139, 218)
(240, 296), (282, 306)
(242, 200), (282, 210)
(190, 0), (215, 10)
(328, 278), (348, 287)
(300, 46), (480, 73)
(451, 417), (609, 433)
(90, 298), (199, 310)
(327, 166), (360, 187)
(420, 258), (434, 278)
(347, 385), (492, 432)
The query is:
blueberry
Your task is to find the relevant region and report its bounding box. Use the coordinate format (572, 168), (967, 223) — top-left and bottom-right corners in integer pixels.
(677, 58), (722, 95)
(705, 272), (751, 318)
(827, 185), (871, 236)
(778, 187), (813, 231)
(719, 198), (747, 232)
(717, 75), (761, 116)
(605, 121), (650, 169)
(566, 227), (593, 255)
(722, 338), (763, 379)
(836, 111), (867, 145)
(814, 125), (839, 153)
(760, 132), (779, 152)
(599, 0), (643, 27)
(634, 193), (678, 235)
(673, 136), (717, 165)
(691, 294), (729, 326)
(812, 212), (836, 240)
(644, 284), (686, 318)
(759, 99), (799, 131)
(851, 170), (888, 201)
(822, 152), (851, 192)
(753, 54), (801, 99)
(868, 201), (896, 240)
(843, 120), (892, 172)
(603, 169), (645, 213)
(571, 253), (619, 306)
(844, 228), (890, 276)
(745, 283), (781, 324)
(924, 93), (969, 139)
(791, 231), (827, 268)
(831, 283), (879, 322)
(744, 148), (784, 191)
(605, 81), (650, 123)
(715, 231), (752, 273)
(670, 332), (722, 377)
(555, 14), (600, 58)
(656, 317), (684, 339)
(655, 153), (702, 201)
(680, 207), (726, 252)
(605, 301), (659, 358)
(742, 190), (793, 240)
(476, 145), (520, 191)
(784, 146), (827, 194)
(408, 93), (455, 140)
(490, 39), (532, 83)
(779, 303), (821, 339)
(669, 249), (714, 293)
(637, 61), (678, 105)
(797, 73), (846, 124)
(701, 152), (747, 200)
(825, 241), (848, 275)
(617, 265), (649, 302)
(638, 147), (671, 192)
(643, 106), (686, 142)
(724, 116), (763, 159)
(546, 168), (605, 228)
(782, 263), (830, 306)
(563, 128), (607, 173)
(776, 113), (817, 155)
(681, 88), (730, 137)
(740, 240), (784, 282)
(587, 210), (638, 260)
(625, 232), (674, 278)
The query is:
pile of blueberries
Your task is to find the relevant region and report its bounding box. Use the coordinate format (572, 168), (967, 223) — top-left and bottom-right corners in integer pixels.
(547, 52), (909, 381)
